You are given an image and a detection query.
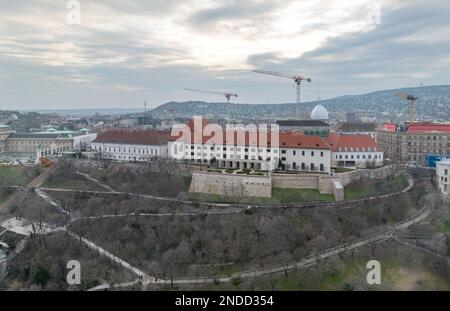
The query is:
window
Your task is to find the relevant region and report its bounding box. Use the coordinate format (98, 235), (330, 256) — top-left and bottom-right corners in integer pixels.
(311, 151), (314, 156)
(310, 163), (315, 171)
(302, 151), (305, 156)
(320, 164), (324, 172)
(293, 162), (297, 169)
(320, 152), (324, 157)
(301, 163), (305, 170)
(293, 150), (296, 156)
(281, 150), (286, 154)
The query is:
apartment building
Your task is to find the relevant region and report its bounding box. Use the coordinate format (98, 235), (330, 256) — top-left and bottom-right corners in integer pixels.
(92, 129), (169, 162)
(377, 123), (450, 166)
(0, 124), (14, 154)
(327, 133), (383, 168)
(436, 159), (450, 194)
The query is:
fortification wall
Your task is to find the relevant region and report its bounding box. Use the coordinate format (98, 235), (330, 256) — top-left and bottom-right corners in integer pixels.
(271, 173), (320, 190)
(189, 172), (272, 198)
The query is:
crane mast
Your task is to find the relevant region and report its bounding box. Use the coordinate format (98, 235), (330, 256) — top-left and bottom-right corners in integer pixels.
(252, 69), (311, 118)
(396, 92), (418, 123)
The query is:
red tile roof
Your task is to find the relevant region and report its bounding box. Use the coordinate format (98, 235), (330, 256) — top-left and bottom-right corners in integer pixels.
(170, 121), (330, 149)
(381, 123), (397, 132)
(327, 133), (382, 152)
(170, 128), (277, 146)
(408, 123), (450, 134)
(93, 129), (170, 146)
(279, 132), (330, 149)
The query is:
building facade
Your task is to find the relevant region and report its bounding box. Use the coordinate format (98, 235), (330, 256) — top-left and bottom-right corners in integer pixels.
(327, 133), (384, 168)
(6, 133), (74, 160)
(377, 123), (450, 166)
(0, 126), (97, 163)
(436, 159), (450, 194)
(92, 129), (169, 162)
(0, 124), (14, 154)
(276, 120), (330, 137)
(279, 132), (331, 173)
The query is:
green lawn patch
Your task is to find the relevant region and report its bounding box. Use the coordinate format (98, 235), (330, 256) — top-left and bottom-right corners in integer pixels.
(442, 220), (450, 232)
(0, 166), (42, 186)
(344, 175), (408, 200)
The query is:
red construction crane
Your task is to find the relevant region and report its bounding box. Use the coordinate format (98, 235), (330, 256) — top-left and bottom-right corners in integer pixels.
(184, 88), (238, 103)
(396, 92), (418, 123)
(252, 69), (311, 105)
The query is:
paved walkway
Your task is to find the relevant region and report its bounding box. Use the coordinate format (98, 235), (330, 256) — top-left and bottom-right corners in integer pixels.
(76, 171), (115, 192)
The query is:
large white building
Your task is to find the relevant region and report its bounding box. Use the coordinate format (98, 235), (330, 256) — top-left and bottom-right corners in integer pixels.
(279, 132), (331, 173)
(168, 119), (333, 173)
(436, 159), (450, 194)
(327, 133), (384, 168)
(168, 120), (280, 171)
(92, 129), (169, 162)
(89, 118), (384, 172)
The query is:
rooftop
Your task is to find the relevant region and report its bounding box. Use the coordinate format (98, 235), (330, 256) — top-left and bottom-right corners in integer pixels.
(408, 123), (450, 134)
(279, 132), (330, 149)
(93, 129), (170, 146)
(327, 133), (381, 152)
(336, 122), (377, 132)
(276, 120), (329, 127)
(8, 133), (73, 139)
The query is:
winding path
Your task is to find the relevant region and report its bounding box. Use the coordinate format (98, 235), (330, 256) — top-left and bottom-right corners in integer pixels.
(40, 175), (414, 210)
(4, 168), (431, 290)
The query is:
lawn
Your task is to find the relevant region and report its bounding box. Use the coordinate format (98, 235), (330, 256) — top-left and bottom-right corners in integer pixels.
(333, 167), (355, 173)
(0, 165), (42, 186)
(442, 219), (450, 232)
(185, 188), (335, 204)
(344, 175), (409, 200)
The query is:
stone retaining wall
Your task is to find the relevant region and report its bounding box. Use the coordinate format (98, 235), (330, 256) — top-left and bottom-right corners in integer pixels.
(190, 172), (272, 198)
(274, 164), (401, 197)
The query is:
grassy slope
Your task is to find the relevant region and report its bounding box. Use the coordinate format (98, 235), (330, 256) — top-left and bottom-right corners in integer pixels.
(344, 175), (409, 200)
(0, 166), (42, 186)
(187, 188), (335, 204)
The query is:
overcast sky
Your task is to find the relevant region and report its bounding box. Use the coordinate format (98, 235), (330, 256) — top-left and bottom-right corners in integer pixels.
(1, 0), (449, 110)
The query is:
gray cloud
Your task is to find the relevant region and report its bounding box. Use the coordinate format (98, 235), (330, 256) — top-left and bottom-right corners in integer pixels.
(0, 0), (449, 109)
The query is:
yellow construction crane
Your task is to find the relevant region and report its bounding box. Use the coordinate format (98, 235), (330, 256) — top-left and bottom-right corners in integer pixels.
(396, 92), (418, 123)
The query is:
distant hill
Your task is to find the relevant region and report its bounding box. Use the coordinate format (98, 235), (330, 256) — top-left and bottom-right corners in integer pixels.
(149, 85), (450, 121)
(19, 108), (143, 117)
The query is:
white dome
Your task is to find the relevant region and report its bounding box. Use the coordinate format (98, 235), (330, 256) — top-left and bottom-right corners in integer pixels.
(310, 105), (329, 120)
